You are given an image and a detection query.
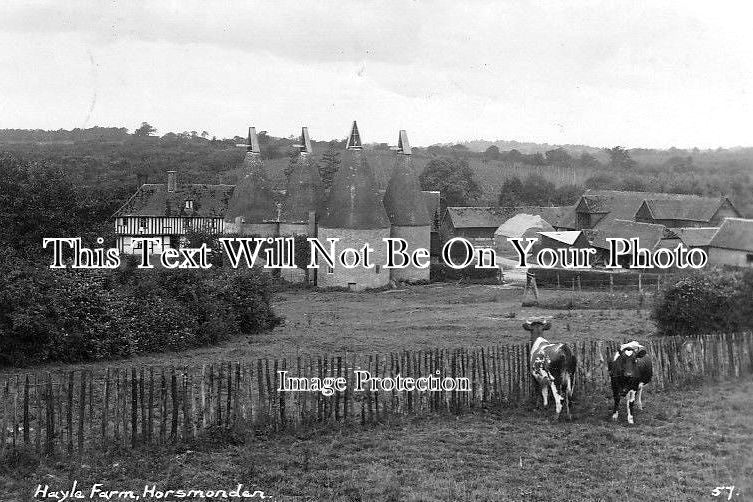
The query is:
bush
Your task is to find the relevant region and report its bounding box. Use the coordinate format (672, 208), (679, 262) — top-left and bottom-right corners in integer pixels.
(0, 257), (282, 367)
(651, 269), (749, 336)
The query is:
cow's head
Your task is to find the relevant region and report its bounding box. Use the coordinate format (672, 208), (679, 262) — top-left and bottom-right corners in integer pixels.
(522, 319), (551, 341)
(615, 342), (647, 378)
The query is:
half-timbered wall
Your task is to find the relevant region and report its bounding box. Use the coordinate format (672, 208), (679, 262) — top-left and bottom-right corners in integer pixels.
(115, 216), (225, 236)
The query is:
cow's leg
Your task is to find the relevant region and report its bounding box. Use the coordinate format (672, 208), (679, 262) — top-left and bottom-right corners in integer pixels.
(563, 384), (571, 420)
(626, 390), (635, 425)
(549, 381), (563, 417)
(540, 383), (549, 408)
(637, 383), (644, 410)
(611, 388), (620, 422)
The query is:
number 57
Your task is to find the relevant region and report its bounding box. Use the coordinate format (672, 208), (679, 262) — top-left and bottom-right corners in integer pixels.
(711, 486), (735, 500)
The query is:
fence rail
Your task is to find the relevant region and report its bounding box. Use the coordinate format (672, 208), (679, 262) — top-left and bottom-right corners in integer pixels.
(2, 332), (752, 456)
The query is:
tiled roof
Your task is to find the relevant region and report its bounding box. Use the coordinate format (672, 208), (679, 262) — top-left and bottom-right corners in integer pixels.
(225, 171), (278, 223)
(708, 218), (753, 252)
(113, 184), (234, 218)
(320, 149), (390, 229)
(280, 154), (325, 223)
(670, 227), (719, 247)
(383, 154), (430, 226)
(641, 198), (724, 222)
(590, 219), (667, 249)
(574, 190), (731, 229)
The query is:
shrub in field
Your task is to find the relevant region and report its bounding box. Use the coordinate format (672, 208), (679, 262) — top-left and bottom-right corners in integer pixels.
(652, 269), (746, 336)
(0, 255), (282, 367)
(0, 261), (120, 365)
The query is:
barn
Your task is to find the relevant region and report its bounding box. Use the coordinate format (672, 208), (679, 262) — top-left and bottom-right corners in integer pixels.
(589, 219), (668, 268)
(657, 227), (718, 253)
(634, 197), (739, 228)
(559, 190), (740, 231)
(707, 218), (753, 268)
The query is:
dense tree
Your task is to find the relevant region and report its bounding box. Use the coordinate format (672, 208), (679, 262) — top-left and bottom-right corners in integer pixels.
(484, 145), (500, 161)
(617, 176), (647, 192)
(134, 122), (157, 137)
(552, 184), (585, 205)
(498, 177), (524, 206)
(545, 148), (574, 168)
(0, 154), (127, 260)
(420, 157), (481, 208)
(584, 173), (619, 190)
(503, 149), (524, 163)
(606, 146), (636, 170)
(499, 174), (584, 207)
(578, 152), (601, 169)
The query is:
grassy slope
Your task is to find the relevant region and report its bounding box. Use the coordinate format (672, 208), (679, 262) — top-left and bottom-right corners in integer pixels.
(3, 378), (751, 501)
(0, 285), (658, 376)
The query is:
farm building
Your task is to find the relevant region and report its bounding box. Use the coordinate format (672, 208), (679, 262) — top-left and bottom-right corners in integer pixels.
(439, 205), (569, 244)
(113, 123), (439, 290)
(634, 197), (738, 228)
(707, 218), (753, 268)
(316, 122), (392, 290)
(589, 219), (668, 267)
(382, 130), (431, 282)
(112, 171), (234, 255)
(492, 213), (554, 259)
(559, 190), (739, 231)
(657, 227), (718, 252)
(224, 127), (279, 236)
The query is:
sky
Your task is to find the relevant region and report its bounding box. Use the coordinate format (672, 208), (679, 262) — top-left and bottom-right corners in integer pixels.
(1, 1), (752, 149)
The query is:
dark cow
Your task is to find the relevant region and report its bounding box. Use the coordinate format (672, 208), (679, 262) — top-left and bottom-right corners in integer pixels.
(523, 319), (577, 419)
(608, 341), (653, 424)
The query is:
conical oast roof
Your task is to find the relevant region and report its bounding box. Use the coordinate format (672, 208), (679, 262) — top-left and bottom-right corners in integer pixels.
(225, 151), (277, 223)
(320, 149), (390, 229)
(281, 153), (325, 223)
(383, 131), (429, 226)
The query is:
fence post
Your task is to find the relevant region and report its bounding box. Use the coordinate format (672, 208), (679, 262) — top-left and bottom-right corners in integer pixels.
(78, 371), (86, 452)
(23, 375), (30, 446)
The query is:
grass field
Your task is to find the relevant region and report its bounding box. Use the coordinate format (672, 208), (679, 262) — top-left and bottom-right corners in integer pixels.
(0, 284), (658, 376)
(3, 377), (751, 501)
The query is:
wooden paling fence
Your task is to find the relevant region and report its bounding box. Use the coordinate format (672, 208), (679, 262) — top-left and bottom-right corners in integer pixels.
(1, 332), (752, 456)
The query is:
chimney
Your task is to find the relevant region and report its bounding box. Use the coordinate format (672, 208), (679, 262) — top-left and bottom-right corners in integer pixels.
(167, 171), (177, 192)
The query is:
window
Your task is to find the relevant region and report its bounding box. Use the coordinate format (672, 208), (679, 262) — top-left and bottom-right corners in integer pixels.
(139, 217), (147, 229)
(747, 253), (753, 264)
(116, 218), (123, 226)
(183, 218), (190, 230)
(327, 266), (334, 275)
(185, 200), (194, 210)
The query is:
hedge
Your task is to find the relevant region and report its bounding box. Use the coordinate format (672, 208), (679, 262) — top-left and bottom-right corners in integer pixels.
(0, 257), (282, 367)
(652, 268), (753, 336)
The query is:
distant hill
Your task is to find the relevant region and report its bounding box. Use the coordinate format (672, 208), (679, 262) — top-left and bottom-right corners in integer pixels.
(456, 139), (605, 156)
